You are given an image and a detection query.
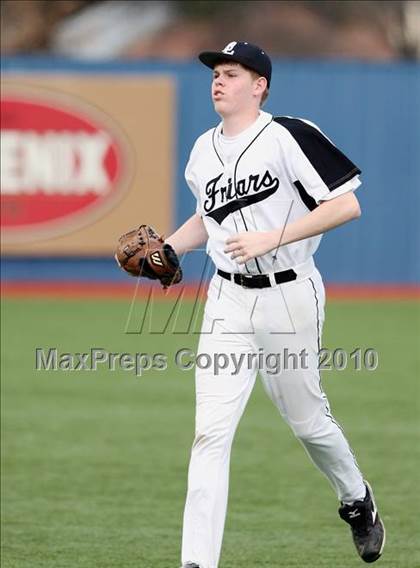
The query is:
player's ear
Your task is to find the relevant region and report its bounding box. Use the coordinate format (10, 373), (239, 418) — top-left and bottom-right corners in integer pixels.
(253, 76), (267, 98)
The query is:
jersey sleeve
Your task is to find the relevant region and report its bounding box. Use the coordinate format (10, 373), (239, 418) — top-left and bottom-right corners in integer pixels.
(319, 174), (361, 202)
(185, 144), (202, 214)
(275, 117), (361, 209)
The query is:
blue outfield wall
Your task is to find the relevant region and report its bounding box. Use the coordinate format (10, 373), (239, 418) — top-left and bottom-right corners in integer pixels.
(2, 57), (420, 284)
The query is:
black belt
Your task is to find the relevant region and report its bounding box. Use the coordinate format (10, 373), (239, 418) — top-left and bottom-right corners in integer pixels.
(217, 268), (297, 288)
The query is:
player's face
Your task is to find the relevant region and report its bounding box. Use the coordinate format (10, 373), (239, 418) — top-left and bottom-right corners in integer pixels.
(212, 63), (260, 117)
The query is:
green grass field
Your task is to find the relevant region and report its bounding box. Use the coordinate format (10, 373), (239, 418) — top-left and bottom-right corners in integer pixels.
(1, 297), (419, 568)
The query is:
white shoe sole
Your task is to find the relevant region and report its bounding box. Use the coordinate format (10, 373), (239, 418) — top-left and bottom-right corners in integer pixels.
(364, 479), (386, 559)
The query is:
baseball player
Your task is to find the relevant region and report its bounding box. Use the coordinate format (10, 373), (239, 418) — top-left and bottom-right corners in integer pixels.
(166, 41), (386, 568)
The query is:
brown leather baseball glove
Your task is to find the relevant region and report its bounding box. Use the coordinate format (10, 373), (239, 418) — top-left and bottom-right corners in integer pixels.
(115, 225), (182, 288)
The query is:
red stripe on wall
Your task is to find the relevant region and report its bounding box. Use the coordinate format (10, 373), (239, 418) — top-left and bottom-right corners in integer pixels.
(0, 281), (204, 300)
(1, 281), (420, 300)
(326, 284), (420, 300)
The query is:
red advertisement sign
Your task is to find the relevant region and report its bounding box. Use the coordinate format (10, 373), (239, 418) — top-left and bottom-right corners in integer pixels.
(1, 95), (126, 232)
(1, 75), (173, 255)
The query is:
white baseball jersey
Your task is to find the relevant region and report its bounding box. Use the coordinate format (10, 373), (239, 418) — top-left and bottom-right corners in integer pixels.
(185, 110), (361, 274)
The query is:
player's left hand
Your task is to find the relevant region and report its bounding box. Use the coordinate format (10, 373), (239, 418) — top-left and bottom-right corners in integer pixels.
(224, 231), (278, 264)
(115, 224), (183, 288)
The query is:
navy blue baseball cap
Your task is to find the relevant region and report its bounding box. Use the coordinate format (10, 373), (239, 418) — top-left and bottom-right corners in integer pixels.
(199, 41), (272, 88)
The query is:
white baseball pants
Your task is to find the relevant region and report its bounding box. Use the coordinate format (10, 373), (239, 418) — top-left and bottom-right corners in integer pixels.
(181, 265), (365, 568)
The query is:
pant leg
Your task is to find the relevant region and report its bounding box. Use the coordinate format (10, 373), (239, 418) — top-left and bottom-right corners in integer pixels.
(182, 278), (258, 568)
(256, 269), (365, 503)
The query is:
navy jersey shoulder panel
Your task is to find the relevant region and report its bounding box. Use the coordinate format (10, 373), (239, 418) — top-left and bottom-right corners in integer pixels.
(293, 180), (318, 211)
(273, 116), (361, 190)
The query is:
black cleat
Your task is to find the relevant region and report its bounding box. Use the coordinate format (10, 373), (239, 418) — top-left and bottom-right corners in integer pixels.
(339, 481), (386, 563)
